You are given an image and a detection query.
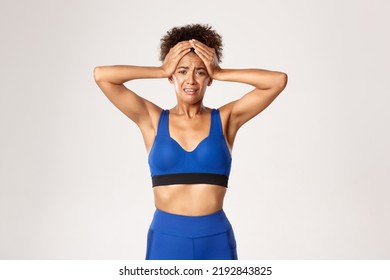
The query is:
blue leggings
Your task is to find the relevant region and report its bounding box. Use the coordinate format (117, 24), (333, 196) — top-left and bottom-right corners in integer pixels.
(146, 209), (238, 260)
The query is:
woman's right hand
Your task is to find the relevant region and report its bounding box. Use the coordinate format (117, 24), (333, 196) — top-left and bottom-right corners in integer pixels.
(161, 41), (192, 77)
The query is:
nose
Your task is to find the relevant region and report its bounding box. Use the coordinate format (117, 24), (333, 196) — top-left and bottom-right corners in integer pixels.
(186, 72), (196, 84)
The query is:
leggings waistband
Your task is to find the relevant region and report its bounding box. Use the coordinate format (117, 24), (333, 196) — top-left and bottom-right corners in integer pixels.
(150, 209), (232, 238)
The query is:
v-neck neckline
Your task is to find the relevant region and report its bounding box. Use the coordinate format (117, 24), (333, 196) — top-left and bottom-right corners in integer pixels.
(167, 110), (213, 153)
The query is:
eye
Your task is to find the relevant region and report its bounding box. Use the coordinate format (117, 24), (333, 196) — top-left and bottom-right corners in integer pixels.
(196, 71), (206, 75)
(178, 70), (187, 74)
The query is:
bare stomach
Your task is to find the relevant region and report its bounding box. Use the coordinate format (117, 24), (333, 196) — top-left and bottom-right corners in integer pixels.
(153, 184), (227, 216)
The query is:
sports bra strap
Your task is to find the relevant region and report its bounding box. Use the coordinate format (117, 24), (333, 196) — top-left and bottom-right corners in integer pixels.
(156, 109), (223, 137)
(209, 109), (223, 136)
(156, 110), (169, 136)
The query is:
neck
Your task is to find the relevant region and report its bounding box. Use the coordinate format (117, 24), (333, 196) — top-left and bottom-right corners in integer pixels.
(173, 102), (205, 118)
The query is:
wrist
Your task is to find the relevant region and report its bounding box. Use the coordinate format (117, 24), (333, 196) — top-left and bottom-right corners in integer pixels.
(211, 67), (224, 80)
(160, 65), (174, 79)
(158, 66), (169, 78)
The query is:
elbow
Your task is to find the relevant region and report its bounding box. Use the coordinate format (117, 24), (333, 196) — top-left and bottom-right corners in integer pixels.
(275, 72), (288, 93)
(93, 66), (104, 83)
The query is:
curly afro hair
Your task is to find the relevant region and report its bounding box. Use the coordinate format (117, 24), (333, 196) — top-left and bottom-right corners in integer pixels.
(159, 23), (223, 63)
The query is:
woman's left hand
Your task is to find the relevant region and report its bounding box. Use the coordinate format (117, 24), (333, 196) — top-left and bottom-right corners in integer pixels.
(189, 39), (221, 79)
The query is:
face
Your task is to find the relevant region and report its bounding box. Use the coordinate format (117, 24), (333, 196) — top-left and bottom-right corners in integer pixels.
(169, 52), (212, 104)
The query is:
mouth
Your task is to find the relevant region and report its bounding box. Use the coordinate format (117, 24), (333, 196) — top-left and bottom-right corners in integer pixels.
(183, 88), (198, 95)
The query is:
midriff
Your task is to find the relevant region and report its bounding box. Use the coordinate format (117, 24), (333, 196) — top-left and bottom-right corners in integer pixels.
(153, 184), (227, 216)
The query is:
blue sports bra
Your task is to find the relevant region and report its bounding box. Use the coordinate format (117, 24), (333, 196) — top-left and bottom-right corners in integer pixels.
(148, 109), (232, 187)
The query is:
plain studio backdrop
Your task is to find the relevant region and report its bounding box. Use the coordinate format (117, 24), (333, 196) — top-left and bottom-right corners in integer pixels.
(0, 0), (389, 259)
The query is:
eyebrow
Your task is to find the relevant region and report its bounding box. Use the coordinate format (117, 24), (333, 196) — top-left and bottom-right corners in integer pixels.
(177, 66), (207, 70)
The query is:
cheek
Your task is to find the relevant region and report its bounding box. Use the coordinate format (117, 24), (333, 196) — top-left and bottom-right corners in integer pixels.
(199, 77), (211, 87)
(169, 77), (179, 88)
(171, 75), (184, 84)
(171, 78), (183, 92)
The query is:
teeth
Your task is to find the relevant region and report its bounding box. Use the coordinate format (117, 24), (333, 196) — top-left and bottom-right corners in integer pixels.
(184, 89), (196, 93)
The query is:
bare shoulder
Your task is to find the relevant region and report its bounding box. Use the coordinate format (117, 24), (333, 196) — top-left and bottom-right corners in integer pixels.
(218, 102), (236, 131)
(138, 105), (163, 153)
(139, 104), (163, 136)
(217, 102), (239, 148)
(146, 104), (163, 129)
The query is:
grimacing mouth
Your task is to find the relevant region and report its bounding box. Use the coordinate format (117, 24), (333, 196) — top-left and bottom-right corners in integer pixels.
(183, 88), (199, 94)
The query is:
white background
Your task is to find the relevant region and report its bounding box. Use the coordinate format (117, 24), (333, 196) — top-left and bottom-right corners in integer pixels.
(1, 0), (389, 259)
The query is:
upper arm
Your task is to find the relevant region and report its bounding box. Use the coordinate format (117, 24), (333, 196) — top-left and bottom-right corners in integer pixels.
(94, 67), (161, 128)
(228, 73), (287, 126)
(219, 72), (287, 144)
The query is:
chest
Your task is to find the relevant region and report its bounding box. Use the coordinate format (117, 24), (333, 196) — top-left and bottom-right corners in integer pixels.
(168, 115), (211, 152)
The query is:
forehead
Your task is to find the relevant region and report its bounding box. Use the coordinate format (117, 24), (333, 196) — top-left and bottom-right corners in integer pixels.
(177, 52), (205, 67)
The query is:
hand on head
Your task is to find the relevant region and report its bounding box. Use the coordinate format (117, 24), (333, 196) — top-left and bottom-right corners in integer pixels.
(161, 41), (192, 77)
(189, 39), (221, 78)
(161, 40), (220, 79)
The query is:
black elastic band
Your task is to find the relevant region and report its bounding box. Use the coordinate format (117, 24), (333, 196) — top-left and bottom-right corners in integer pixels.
(152, 173), (228, 188)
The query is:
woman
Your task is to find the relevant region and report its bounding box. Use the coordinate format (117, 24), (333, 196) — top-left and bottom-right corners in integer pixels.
(94, 24), (287, 260)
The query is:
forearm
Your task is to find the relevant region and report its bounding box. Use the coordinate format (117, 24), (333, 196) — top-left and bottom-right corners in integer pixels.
(214, 68), (287, 91)
(93, 65), (166, 85)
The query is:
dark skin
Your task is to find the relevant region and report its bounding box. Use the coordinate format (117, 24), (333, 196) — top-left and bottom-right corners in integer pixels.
(94, 39), (287, 215)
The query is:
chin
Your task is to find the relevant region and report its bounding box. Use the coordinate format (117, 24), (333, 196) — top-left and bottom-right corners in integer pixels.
(186, 95), (204, 103)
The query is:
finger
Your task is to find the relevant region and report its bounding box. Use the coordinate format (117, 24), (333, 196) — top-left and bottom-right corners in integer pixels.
(170, 45), (192, 61)
(190, 40), (214, 61)
(167, 42), (191, 61)
(172, 41), (192, 52)
(190, 39), (208, 48)
(192, 47), (209, 63)
(193, 45), (214, 64)
(190, 39), (213, 54)
(178, 46), (192, 58)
